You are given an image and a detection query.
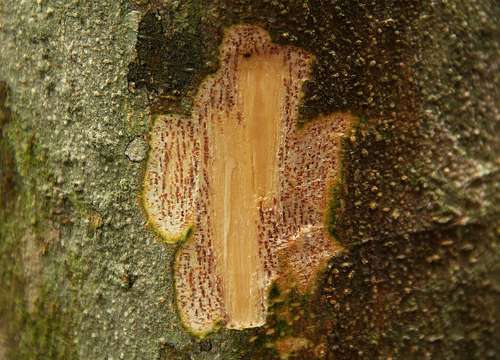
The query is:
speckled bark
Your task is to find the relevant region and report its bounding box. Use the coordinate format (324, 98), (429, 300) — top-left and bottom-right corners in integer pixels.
(0, 1), (498, 360)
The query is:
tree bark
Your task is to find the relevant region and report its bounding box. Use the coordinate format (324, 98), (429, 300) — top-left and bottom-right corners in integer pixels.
(0, 1), (498, 359)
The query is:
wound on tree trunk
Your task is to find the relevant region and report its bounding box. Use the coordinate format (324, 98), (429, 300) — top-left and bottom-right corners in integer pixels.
(143, 25), (355, 336)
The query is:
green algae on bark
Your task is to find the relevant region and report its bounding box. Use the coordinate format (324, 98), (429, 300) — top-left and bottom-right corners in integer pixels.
(0, 82), (78, 360)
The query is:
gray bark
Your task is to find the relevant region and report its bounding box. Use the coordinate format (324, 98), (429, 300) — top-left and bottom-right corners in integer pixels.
(0, 0), (498, 359)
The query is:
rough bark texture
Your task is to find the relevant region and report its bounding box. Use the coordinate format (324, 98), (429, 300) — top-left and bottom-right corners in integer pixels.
(0, 1), (498, 359)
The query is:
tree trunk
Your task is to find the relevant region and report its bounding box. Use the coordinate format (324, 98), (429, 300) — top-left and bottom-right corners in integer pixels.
(0, 1), (498, 359)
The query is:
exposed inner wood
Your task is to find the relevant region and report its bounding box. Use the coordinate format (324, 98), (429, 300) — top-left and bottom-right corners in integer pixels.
(143, 25), (353, 335)
(209, 47), (286, 328)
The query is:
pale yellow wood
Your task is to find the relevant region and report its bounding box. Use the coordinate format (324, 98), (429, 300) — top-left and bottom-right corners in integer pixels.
(209, 49), (286, 328)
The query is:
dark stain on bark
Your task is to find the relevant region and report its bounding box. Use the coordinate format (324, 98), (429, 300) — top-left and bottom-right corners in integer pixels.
(127, 0), (421, 122)
(0, 81), (18, 215)
(319, 221), (500, 359)
(128, 1), (212, 114)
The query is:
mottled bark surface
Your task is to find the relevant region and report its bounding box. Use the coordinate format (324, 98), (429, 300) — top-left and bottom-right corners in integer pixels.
(0, 1), (499, 359)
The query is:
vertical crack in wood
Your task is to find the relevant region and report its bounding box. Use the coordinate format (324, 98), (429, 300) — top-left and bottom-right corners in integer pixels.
(143, 25), (354, 335)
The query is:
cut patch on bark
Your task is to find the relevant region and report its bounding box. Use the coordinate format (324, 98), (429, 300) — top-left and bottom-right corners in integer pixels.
(143, 25), (354, 336)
